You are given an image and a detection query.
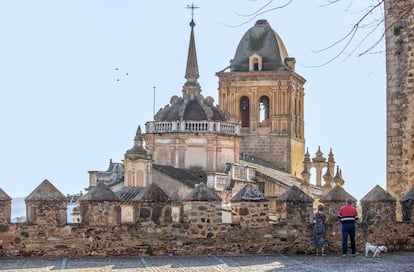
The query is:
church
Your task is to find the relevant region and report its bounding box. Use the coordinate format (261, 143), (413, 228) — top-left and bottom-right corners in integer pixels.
(85, 16), (345, 222)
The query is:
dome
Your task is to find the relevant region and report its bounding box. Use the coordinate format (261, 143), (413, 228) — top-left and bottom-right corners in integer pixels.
(230, 19), (290, 72)
(154, 95), (226, 122)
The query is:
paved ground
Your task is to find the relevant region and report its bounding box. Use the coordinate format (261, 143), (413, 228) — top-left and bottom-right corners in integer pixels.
(1, 252), (413, 271)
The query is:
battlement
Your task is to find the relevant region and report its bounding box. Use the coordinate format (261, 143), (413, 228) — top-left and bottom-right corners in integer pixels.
(1, 180), (414, 257)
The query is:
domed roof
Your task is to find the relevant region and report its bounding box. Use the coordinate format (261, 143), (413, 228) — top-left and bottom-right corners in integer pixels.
(231, 19), (290, 72)
(79, 181), (120, 202)
(154, 95), (226, 122)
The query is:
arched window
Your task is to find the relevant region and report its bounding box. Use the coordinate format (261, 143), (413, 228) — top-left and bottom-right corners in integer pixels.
(249, 54), (262, 71)
(240, 96), (250, 127)
(259, 96), (270, 123)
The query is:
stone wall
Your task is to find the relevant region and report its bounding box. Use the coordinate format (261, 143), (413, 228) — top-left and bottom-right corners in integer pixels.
(0, 218), (414, 257)
(0, 200), (11, 224)
(384, 0), (414, 218)
(79, 200), (121, 226)
(231, 202), (269, 228)
(25, 200), (67, 226)
(1, 184), (414, 257)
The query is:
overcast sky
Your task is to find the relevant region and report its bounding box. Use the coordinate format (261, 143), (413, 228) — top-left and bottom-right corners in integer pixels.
(0, 0), (386, 200)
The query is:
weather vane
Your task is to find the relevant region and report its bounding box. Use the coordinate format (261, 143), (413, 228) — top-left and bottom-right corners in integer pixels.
(186, 2), (199, 24)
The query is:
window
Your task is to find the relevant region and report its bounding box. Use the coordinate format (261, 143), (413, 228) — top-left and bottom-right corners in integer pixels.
(259, 96), (270, 123)
(253, 60), (259, 71)
(240, 96), (250, 127)
(249, 54), (262, 71)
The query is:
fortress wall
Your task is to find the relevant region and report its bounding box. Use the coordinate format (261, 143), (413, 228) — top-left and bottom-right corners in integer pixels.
(0, 220), (413, 257)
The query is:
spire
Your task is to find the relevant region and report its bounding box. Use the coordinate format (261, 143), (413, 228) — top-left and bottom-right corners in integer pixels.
(185, 19), (199, 81)
(183, 3), (201, 99)
(323, 166), (333, 184)
(328, 148), (335, 163)
(134, 125), (144, 146)
(125, 125), (148, 159)
(303, 147), (311, 163)
(312, 146), (326, 162)
(333, 166), (345, 187)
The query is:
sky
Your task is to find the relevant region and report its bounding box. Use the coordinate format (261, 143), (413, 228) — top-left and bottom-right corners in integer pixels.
(0, 0), (386, 200)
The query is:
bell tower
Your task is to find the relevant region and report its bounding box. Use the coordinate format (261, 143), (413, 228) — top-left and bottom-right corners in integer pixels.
(216, 20), (306, 176)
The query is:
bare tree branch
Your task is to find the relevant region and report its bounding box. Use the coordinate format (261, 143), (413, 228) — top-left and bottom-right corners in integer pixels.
(318, 0), (342, 8)
(225, 0), (413, 66)
(235, 0), (274, 17)
(221, 0), (293, 28)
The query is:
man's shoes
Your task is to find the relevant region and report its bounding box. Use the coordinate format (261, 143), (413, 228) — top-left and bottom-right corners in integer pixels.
(342, 254), (347, 257)
(352, 253), (359, 257)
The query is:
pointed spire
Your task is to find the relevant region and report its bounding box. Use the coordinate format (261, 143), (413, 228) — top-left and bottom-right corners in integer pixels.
(328, 148), (335, 163)
(312, 146), (326, 162)
(125, 125), (148, 159)
(333, 166), (344, 187)
(304, 147), (311, 163)
(323, 166), (333, 182)
(301, 147), (311, 183)
(182, 5), (202, 100)
(185, 20), (199, 82)
(134, 125), (144, 146)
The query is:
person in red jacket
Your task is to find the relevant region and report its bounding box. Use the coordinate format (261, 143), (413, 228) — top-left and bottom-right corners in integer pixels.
(338, 198), (359, 256)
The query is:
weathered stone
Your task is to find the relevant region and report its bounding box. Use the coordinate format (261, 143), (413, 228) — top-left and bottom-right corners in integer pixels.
(385, 0), (414, 220)
(140, 208), (151, 219)
(0, 225), (9, 232)
(361, 185), (397, 223)
(25, 180), (67, 226)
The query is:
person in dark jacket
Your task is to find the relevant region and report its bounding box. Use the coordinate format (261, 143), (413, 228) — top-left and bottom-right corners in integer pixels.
(338, 198), (359, 256)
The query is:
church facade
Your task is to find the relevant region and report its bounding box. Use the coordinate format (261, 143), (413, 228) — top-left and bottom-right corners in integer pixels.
(87, 17), (345, 222)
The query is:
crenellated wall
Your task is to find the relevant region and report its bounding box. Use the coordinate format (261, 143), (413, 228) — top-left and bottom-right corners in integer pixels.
(1, 184), (414, 257)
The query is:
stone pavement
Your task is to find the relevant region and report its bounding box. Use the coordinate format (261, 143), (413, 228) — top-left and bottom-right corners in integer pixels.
(1, 252), (413, 271)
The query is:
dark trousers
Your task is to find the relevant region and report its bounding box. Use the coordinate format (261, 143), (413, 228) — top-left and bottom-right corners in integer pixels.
(342, 223), (356, 254)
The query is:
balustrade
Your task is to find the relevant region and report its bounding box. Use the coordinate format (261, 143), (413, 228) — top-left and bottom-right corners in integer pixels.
(145, 120), (240, 135)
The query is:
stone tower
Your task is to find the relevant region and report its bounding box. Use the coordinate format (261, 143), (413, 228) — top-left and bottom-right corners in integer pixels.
(216, 20), (306, 177)
(384, 1), (414, 209)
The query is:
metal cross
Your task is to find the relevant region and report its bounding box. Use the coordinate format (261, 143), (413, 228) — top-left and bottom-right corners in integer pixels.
(186, 2), (199, 22)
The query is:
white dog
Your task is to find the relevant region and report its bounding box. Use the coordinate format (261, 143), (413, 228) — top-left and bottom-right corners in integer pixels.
(365, 242), (387, 257)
